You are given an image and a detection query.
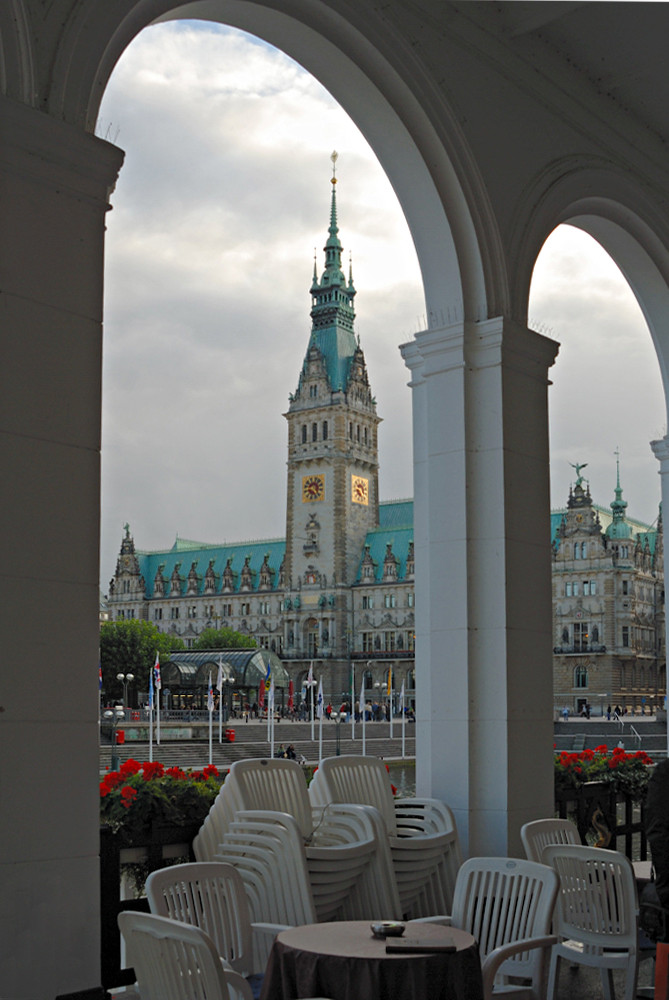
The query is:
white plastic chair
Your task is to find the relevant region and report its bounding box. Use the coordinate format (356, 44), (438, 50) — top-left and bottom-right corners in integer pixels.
(195, 758), (401, 922)
(443, 856), (559, 1000)
(146, 861), (285, 987)
(520, 818), (581, 863)
(542, 844), (641, 1000)
(118, 910), (236, 1000)
(309, 754), (462, 917)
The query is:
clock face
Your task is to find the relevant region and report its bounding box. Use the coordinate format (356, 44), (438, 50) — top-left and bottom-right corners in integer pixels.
(302, 474), (325, 502)
(351, 475), (369, 505)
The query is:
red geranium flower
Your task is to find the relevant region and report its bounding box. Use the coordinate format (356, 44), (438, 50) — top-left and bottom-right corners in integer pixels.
(119, 759), (141, 777)
(120, 786), (138, 808)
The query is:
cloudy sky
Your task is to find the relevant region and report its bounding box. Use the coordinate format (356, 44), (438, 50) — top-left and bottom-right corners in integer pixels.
(98, 20), (666, 588)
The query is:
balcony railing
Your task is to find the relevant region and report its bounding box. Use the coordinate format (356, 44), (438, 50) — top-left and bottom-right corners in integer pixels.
(555, 781), (647, 860)
(553, 643), (607, 655)
(351, 650), (415, 660)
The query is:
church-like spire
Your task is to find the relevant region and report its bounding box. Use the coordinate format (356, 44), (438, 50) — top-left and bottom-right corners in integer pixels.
(606, 448), (631, 539)
(304, 151), (358, 392)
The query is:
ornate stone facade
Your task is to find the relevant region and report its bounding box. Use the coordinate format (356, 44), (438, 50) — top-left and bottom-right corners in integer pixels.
(551, 473), (665, 714)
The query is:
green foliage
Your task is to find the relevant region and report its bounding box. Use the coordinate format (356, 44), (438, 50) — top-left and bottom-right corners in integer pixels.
(100, 759), (221, 841)
(192, 627), (256, 650)
(100, 619), (184, 703)
(554, 744), (653, 801)
(100, 759), (221, 895)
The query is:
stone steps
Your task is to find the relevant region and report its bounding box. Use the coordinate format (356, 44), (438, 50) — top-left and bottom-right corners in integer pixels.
(553, 718), (667, 757)
(100, 720), (416, 772)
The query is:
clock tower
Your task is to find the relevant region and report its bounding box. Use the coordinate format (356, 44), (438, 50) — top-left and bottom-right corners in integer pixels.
(283, 153), (380, 667)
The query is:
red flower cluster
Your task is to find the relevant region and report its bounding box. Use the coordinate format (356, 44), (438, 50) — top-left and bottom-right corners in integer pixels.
(190, 765), (219, 782)
(120, 786), (138, 808)
(554, 743), (653, 799)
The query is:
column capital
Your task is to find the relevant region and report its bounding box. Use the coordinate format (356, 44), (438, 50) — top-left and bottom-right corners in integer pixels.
(0, 93), (124, 205)
(465, 317), (559, 382)
(401, 322), (466, 379)
(651, 435), (669, 466)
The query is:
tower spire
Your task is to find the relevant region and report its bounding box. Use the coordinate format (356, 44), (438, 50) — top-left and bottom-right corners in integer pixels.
(302, 152), (358, 392)
(606, 446), (631, 539)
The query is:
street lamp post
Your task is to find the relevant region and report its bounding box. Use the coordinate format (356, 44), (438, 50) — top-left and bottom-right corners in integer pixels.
(224, 676), (235, 721)
(116, 672), (134, 717)
(104, 706), (125, 770)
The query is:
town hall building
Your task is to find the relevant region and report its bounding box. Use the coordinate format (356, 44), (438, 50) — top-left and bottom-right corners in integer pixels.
(108, 169), (665, 717)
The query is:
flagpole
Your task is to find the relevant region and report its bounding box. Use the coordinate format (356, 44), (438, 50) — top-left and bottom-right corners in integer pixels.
(350, 662), (355, 741)
(388, 667), (393, 740)
(310, 661), (315, 742)
(148, 667), (154, 763)
(208, 672), (213, 765)
(269, 679), (275, 759)
(401, 683), (406, 759)
(318, 692), (323, 765)
(155, 652), (161, 745)
(217, 655), (224, 745)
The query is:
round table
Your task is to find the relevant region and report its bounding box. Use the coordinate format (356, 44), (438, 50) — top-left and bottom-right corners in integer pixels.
(259, 920), (483, 1000)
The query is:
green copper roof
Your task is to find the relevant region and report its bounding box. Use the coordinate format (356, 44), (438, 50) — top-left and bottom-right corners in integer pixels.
(550, 505), (657, 549)
(136, 537), (285, 598)
(606, 456), (632, 539)
(356, 525), (414, 583)
(303, 155), (357, 392)
(378, 499), (413, 529)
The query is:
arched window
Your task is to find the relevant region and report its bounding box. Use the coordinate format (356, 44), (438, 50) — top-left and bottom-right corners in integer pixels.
(574, 665), (588, 689)
(322, 420), (328, 440)
(312, 422), (318, 442)
(301, 425), (307, 443)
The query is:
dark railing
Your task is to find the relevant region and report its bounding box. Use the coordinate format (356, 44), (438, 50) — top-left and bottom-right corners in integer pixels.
(552, 643), (607, 654)
(351, 650), (415, 660)
(100, 822), (199, 990)
(555, 781), (647, 860)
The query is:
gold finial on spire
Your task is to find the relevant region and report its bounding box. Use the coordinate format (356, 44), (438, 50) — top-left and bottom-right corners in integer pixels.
(331, 149), (338, 184)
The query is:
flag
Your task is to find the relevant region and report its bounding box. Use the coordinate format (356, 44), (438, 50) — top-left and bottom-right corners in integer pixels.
(258, 673), (265, 710)
(268, 677), (275, 711)
(98, 663), (102, 690)
(207, 672), (214, 713)
(288, 679), (294, 711)
(154, 652), (161, 690)
(387, 666), (392, 697)
(148, 664), (154, 711)
(400, 680), (405, 702)
(307, 662), (314, 686)
(359, 673), (365, 721)
(217, 656), (223, 693)
(316, 677), (324, 719)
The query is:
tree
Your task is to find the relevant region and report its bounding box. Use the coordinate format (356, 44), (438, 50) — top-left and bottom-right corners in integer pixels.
(192, 627), (256, 651)
(100, 620), (184, 705)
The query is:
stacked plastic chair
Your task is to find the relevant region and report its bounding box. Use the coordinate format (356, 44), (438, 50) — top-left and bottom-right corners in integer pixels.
(520, 818), (581, 863)
(309, 754), (461, 917)
(193, 758), (402, 934)
(146, 861), (286, 997)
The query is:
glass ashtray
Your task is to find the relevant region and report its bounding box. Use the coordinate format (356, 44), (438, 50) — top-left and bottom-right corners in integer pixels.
(371, 921), (406, 939)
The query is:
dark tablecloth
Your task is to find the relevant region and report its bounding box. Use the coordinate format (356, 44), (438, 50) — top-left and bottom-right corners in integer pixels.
(259, 920), (483, 1000)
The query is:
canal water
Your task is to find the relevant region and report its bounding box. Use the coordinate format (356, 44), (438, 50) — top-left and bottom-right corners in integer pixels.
(388, 761), (416, 798)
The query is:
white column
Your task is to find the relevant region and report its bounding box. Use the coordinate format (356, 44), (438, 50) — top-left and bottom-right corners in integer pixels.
(0, 95), (123, 999)
(402, 318), (559, 856)
(651, 435), (669, 753)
